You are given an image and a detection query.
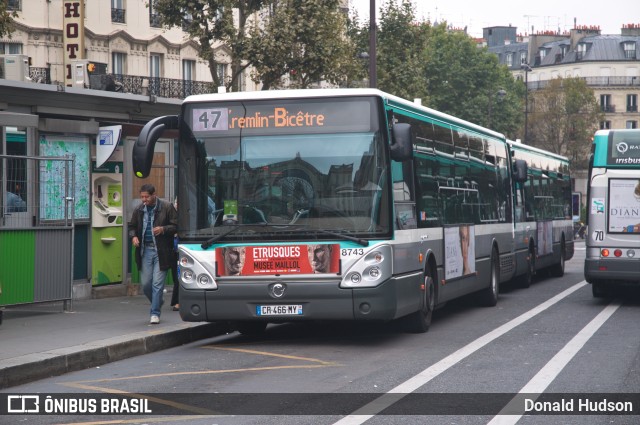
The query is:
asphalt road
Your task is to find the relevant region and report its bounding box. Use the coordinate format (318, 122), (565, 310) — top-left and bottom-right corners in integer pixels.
(4, 241), (640, 425)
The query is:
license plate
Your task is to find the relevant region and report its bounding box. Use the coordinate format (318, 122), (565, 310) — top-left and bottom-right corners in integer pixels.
(256, 305), (303, 316)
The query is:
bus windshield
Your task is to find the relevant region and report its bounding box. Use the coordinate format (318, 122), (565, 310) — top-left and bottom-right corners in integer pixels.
(178, 97), (390, 241)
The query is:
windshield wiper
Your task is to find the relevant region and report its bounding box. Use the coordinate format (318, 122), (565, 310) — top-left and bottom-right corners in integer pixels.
(201, 225), (243, 250)
(312, 228), (369, 247)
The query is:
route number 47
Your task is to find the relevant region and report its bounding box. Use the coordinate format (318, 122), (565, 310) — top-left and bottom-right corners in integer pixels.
(193, 108), (228, 131)
(593, 230), (604, 241)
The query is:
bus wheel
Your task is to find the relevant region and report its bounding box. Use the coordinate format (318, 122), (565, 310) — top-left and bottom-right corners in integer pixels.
(236, 322), (268, 336)
(550, 239), (565, 277)
(403, 274), (435, 333)
(479, 248), (499, 307)
(592, 282), (607, 298)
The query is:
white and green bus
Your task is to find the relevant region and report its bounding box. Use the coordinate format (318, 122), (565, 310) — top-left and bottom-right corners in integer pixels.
(508, 140), (574, 287)
(133, 88), (573, 334)
(585, 129), (640, 297)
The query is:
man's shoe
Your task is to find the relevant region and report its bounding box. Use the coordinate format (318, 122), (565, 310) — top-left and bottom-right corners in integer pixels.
(150, 315), (160, 324)
(172, 304), (180, 311)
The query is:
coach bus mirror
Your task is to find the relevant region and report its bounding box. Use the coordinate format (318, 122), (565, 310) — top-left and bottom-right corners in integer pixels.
(390, 123), (413, 162)
(133, 115), (179, 178)
(513, 159), (528, 183)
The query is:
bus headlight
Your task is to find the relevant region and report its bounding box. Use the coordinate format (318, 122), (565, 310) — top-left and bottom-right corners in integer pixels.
(177, 247), (217, 289)
(341, 245), (392, 288)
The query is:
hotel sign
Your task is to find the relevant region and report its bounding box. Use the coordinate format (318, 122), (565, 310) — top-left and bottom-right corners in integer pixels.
(63, 1), (85, 87)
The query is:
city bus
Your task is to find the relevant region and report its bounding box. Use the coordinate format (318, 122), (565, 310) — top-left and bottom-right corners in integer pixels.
(133, 88), (572, 334)
(584, 129), (640, 297)
(508, 140), (574, 287)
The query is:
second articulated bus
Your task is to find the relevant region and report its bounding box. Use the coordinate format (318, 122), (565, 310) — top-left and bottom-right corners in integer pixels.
(133, 88), (573, 334)
(585, 129), (640, 297)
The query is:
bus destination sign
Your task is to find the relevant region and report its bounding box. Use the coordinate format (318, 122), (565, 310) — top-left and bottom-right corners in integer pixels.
(187, 99), (373, 136)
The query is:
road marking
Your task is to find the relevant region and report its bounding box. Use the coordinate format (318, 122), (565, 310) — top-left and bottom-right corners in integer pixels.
(205, 345), (339, 365)
(333, 280), (588, 425)
(487, 301), (620, 425)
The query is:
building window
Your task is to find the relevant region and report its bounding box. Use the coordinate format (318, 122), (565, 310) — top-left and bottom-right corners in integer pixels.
(576, 43), (587, 60)
(7, 0), (21, 11)
(627, 120), (638, 129)
(111, 0), (125, 24)
(150, 54), (162, 78)
(112, 52), (126, 75)
(217, 63), (226, 84)
(628, 94), (638, 112)
(520, 51), (527, 65)
(600, 94), (614, 113)
(600, 121), (611, 130)
(623, 42), (636, 59)
(0, 43), (23, 54)
(539, 49), (547, 60)
(506, 53), (513, 67)
(182, 59), (195, 96)
(149, 0), (161, 27)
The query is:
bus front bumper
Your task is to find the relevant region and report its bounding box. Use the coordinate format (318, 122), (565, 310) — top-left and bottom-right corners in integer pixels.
(179, 273), (422, 324)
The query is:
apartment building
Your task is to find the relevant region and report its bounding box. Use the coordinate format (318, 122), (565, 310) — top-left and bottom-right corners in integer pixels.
(486, 23), (640, 211)
(487, 24), (640, 130)
(2, 0), (257, 94)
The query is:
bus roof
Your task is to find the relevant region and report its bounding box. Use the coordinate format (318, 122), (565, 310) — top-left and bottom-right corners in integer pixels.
(184, 88), (505, 141)
(507, 139), (569, 162)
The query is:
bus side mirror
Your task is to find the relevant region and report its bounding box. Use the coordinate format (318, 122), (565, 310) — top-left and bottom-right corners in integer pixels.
(390, 123), (413, 162)
(513, 159), (528, 183)
(133, 115), (179, 178)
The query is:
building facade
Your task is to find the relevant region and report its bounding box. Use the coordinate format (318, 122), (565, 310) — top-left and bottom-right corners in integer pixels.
(486, 24), (640, 209)
(2, 0), (259, 93)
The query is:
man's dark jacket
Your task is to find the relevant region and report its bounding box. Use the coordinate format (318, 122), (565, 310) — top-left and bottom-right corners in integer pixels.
(129, 198), (177, 271)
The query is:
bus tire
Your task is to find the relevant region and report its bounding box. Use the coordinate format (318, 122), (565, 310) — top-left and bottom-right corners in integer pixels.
(550, 238), (565, 277)
(592, 282), (607, 298)
(402, 274), (435, 333)
(479, 248), (499, 307)
(236, 321), (268, 336)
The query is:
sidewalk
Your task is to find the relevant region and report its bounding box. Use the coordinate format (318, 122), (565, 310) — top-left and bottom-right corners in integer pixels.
(0, 290), (230, 389)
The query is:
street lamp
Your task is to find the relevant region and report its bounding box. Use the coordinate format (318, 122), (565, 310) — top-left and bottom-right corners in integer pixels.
(521, 63), (532, 143)
(369, 0), (377, 88)
(487, 89), (507, 129)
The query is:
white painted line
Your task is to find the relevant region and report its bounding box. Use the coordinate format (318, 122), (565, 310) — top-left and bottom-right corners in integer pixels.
(333, 281), (588, 425)
(487, 301), (621, 425)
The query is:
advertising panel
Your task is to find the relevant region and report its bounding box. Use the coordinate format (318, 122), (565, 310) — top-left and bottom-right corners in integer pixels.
(215, 244), (340, 276)
(608, 179), (640, 233)
(444, 225), (475, 280)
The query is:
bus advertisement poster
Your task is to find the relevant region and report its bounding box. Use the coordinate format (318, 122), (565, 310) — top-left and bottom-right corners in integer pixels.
(444, 225), (475, 280)
(608, 179), (640, 233)
(537, 221), (553, 256)
(215, 244), (340, 276)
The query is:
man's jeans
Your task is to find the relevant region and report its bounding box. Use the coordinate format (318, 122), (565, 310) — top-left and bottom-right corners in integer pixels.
(141, 245), (167, 317)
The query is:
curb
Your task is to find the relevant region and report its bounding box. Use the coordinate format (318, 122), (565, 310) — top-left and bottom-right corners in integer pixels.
(0, 322), (231, 389)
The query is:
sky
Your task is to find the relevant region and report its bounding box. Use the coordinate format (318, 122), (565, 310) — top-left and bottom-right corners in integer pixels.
(350, 0), (639, 38)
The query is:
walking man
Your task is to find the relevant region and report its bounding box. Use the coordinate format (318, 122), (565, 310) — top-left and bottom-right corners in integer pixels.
(129, 184), (177, 324)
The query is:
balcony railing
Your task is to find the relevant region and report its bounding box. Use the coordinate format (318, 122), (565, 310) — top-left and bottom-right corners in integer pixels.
(29, 67), (50, 84)
(526, 76), (640, 90)
(627, 105), (638, 112)
(112, 8), (126, 24)
(601, 104), (616, 113)
(18, 69), (216, 100)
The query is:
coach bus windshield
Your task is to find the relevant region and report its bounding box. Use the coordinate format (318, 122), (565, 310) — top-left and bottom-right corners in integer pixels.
(177, 97), (391, 241)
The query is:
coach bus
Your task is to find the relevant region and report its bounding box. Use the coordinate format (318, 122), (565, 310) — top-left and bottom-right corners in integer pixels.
(133, 88), (572, 334)
(584, 129), (640, 297)
(508, 140), (574, 287)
